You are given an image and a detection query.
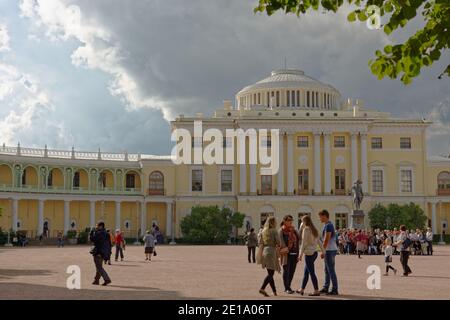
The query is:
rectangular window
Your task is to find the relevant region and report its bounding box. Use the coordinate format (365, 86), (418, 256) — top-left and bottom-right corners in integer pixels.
(371, 137), (383, 149)
(297, 136), (309, 148)
(221, 169), (232, 192)
(312, 91), (315, 107)
(192, 169), (203, 192)
(126, 173), (135, 189)
(291, 91), (295, 107)
(267, 92), (270, 107)
(372, 170), (383, 192)
(286, 90), (290, 107)
(73, 172), (80, 188)
(261, 175), (272, 195)
(276, 91), (280, 107)
(258, 92), (261, 105)
(400, 169), (412, 192)
(335, 213), (348, 229)
(334, 136), (345, 148)
(296, 90), (300, 107)
(316, 92), (319, 107)
(307, 91), (310, 107)
(298, 169), (309, 194)
(400, 137), (411, 149)
(335, 169), (346, 194)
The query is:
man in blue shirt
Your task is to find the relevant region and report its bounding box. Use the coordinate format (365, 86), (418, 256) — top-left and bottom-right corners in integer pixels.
(319, 210), (339, 295)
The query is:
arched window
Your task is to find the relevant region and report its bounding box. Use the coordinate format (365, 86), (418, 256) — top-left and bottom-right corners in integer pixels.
(149, 171), (164, 195)
(437, 171), (450, 195)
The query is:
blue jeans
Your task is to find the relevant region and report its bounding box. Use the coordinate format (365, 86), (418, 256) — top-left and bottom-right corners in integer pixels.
(323, 250), (338, 292)
(301, 251), (318, 290)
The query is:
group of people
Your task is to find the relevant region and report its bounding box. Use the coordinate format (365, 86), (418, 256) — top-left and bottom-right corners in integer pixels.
(336, 227), (434, 258)
(253, 210), (339, 297)
(89, 222), (160, 286)
(247, 210), (421, 297)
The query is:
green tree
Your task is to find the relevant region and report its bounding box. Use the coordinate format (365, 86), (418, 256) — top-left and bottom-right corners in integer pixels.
(254, 0), (450, 84)
(180, 206), (245, 244)
(368, 203), (389, 229)
(402, 202), (427, 230)
(387, 203), (407, 228)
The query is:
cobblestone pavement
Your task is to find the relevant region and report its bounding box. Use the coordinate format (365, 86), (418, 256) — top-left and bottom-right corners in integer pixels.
(0, 245), (449, 300)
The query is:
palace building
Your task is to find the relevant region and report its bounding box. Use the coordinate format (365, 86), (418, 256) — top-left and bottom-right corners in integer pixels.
(1, 69), (450, 240)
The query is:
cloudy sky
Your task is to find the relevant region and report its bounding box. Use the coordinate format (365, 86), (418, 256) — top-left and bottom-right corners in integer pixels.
(0, 0), (449, 156)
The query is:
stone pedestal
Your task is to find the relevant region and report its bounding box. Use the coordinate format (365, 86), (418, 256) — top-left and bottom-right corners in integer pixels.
(351, 210), (365, 230)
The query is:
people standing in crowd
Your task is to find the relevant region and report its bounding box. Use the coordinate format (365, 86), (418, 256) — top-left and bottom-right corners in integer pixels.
(319, 210), (339, 295)
(114, 229), (125, 262)
(426, 227), (433, 255)
(143, 230), (156, 261)
(355, 230), (364, 259)
(297, 215), (325, 296)
(382, 238), (397, 276)
(258, 216), (280, 297)
(278, 215), (301, 294)
(57, 231), (64, 248)
(396, 225), (412, 276)
(90, 222), (111, 286)
(245, 228), (258, 263)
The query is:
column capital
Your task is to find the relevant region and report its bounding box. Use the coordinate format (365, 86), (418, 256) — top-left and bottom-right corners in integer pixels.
(322, 130), (332, 136)
(313, 130), (322, 136)
(359, 132), (368, 138)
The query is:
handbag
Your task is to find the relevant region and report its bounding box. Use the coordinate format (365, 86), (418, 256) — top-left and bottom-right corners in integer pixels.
(256, 244), (263, 265)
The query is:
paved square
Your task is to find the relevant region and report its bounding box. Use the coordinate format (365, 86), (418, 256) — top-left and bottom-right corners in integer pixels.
(0, 245), (449, 300)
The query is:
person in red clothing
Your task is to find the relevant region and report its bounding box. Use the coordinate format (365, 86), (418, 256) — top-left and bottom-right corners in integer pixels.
(114, 229), (125, 262)
(355, 230), (364, 259)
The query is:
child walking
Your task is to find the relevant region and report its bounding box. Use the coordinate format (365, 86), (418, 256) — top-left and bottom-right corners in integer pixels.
(382, 238), (397, 276)
(143, 230), (156, 262)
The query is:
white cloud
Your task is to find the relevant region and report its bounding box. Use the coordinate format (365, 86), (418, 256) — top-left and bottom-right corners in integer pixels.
(0, 23), (10, 52)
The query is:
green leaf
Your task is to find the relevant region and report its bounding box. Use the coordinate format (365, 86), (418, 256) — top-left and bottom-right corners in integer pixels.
(384, 45), (393, 54)
(347, 11), (356, 22)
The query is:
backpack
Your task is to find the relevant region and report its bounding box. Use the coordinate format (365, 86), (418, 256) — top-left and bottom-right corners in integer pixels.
(402, 237), (412, 250)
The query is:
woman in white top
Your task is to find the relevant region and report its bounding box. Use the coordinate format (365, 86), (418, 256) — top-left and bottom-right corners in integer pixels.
(296, 215), (325, 296)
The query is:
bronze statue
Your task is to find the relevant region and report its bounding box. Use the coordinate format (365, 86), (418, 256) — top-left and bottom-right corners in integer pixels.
(352, 180), (364, 210)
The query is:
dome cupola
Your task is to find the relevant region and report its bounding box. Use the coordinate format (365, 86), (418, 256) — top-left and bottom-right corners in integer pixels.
(236, 69), (341, 110)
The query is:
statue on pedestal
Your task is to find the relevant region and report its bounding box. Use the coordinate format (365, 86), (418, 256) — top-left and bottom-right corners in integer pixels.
(352, 180), (364, 211)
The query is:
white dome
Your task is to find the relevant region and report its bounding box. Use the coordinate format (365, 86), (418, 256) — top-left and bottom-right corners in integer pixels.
(238, 69), (339, 94)
(236, 69), (341, 110)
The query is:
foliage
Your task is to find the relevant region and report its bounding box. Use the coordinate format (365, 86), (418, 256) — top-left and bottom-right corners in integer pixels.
(180, 206), (246, 244)
(254, 0), (450, 84)
(77, 231), (89, 244)
(66, 230), (77, 239)
(368, 202), (427, 230)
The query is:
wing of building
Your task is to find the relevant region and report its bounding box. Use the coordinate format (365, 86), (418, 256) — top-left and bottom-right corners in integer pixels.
(1, 69), (449, 240)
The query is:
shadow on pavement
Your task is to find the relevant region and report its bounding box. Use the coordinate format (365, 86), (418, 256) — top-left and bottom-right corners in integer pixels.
(0, 282), (203, 300)
(0, 269), (55, 280)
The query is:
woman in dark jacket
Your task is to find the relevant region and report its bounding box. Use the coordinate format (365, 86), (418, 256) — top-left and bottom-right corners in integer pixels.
(90, 222), (111, 286)
(278, 215), (301, 294)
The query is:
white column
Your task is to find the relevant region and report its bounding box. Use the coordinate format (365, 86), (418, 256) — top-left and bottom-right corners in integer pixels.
(351, 133), (358, 185)
(11, 199), (18, 232)
(287, 134), (294, 194)
(64, 200), (70, 235)
(140, 201), (147, 236)
(250, 164), (256, 195)
(360, 133), (368, 193)
(239, 164), (247, 194)
(431, 202), (437, 234)
(37, 199), (44, 236)
(115, 201), (121, 231)
(314, 133), (322, 194)
(166, 202), (173, 237)
(89, 200), (96, 228)
(324, 133), (331, 194)
(277, 134), (284, 194)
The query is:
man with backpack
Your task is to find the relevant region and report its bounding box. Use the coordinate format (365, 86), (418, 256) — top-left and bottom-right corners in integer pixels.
(395, 225), (412, 276)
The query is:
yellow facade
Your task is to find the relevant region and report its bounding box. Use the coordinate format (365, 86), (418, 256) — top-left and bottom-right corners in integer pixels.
(1, 69), (450, 240)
